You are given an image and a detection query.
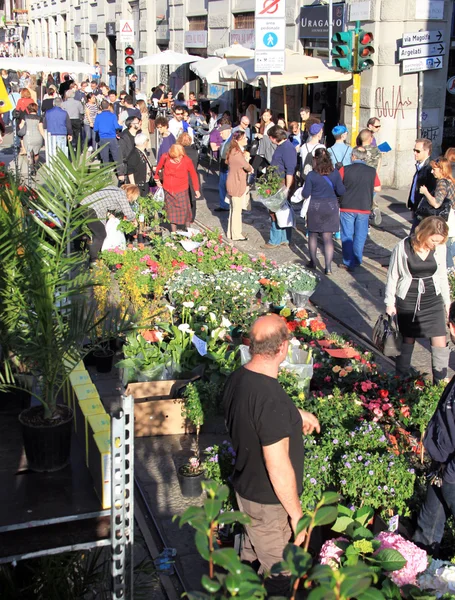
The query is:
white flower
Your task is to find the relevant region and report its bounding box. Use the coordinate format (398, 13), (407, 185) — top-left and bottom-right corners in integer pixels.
(221, 316), (232, 328)
(289, 338), (300, 346)
(178, 323), (191, 332)
(182, 301), (194, 308)
(198, 306), (208, 312)
(166, 305), (176, 313)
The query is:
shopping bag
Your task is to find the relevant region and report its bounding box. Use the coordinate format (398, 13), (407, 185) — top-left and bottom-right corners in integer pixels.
(300, 196), (311, 220)
(102, 217), (127, 251)
(276, 201), (296, 228)
(372, 313), (402, 357)
(290, 186), (303, 204)
(154, 187), (165, 203)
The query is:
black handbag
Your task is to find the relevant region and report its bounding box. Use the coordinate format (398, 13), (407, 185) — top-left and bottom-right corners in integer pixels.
(372, 313), (403, 357)
(415, 197), (452, 222)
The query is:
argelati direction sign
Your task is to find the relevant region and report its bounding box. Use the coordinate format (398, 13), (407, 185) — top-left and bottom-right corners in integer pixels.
(299, 3), (345, 40)
(399, 41), (446, 60)
(254, 0), (285, 73)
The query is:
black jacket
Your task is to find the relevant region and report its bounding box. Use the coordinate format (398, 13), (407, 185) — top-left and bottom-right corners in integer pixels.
(117, 130), (135, 177)
(424, 375), (455, 483)
(407, 158), (436, 211)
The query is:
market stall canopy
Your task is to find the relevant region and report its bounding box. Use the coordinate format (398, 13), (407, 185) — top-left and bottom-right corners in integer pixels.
(136, 50), (204, 66)
(213, 43), (255, 59)
(219, 50), (352, 87)
(0, 57), (95, 74)
(189, 57), (228, 84)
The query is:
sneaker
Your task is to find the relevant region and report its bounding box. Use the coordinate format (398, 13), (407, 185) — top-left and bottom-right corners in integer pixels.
(372, 207), (382, 226)
(261, 243), (279, 249)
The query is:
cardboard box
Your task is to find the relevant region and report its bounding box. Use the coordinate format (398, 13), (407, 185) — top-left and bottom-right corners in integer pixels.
(88, 431), (111, 509)
(125, 380), (193, 437)
(75, 397), (105, 449)
(86, 413), (111, 463)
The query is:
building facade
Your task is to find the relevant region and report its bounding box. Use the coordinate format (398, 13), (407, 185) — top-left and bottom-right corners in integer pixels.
(26, 0), (454, 187)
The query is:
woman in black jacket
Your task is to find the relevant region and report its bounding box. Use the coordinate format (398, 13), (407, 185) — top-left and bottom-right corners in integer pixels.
(127, 133), (153, 196)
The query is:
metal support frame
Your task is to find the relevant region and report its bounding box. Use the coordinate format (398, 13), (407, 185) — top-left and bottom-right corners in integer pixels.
(111, 394), (135, 600)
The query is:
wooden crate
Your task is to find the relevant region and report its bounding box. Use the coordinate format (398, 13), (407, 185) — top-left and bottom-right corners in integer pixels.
(125, 380), (194, 437)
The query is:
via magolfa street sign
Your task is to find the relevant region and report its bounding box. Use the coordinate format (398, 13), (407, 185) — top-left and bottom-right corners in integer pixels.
(402, 30), (443, 47)
(399, 42), (446, 60)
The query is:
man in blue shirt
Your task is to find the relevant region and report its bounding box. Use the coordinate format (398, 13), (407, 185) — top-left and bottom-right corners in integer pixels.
(94, 100), (121, 164)
(262, 125), (297, 248)
(327, 125), (352, 169)
(42, 97), (72, 160)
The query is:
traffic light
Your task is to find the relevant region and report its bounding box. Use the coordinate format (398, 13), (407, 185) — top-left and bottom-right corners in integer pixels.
(331, 32), (354, 72)
(124, 46), (135, 76)
(357, 30), (374, 71)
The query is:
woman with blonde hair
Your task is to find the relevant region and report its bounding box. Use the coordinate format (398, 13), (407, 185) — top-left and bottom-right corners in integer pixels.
(419, 157), (455, 266)
(385, 216), (450, 382)
(153, 143), (200, 232)
(226, 130), (253, 241)
(136, 99), (150, 145)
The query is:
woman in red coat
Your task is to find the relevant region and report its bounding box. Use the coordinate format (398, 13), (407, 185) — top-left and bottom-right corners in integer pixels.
(154, 143), (201, 231)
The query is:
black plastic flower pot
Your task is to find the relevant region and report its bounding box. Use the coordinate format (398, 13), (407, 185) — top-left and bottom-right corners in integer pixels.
(82, 345), (97, 367)
(94, 349), (115, 373)
(19, 405), (73, 472)
(177, 466), (204, 498)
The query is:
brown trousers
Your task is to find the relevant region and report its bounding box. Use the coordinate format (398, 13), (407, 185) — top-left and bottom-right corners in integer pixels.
(236, 492), (292, 574)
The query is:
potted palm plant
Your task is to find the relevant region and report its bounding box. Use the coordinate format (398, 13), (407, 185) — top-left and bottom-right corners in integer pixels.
(0, 149), (137, 472)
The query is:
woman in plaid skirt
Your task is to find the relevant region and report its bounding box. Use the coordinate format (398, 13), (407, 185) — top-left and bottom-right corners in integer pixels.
(154, 143), (201, 232)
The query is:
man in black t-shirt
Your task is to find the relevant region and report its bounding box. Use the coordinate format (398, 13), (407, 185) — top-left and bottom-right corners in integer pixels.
(224, 314), (320, 595)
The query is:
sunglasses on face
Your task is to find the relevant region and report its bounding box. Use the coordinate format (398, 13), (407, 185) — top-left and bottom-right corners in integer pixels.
(413, 148), (422, 153)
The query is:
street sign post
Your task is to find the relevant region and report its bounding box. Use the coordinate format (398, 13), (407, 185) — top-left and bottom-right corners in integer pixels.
(402, 30), (443, 47)
(255, 19), (285, 51)
(398, 42), (446, 61)
(402, 56), (443, 74)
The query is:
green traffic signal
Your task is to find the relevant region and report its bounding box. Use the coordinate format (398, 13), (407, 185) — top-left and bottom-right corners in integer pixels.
(331, 31), (354, 72)
(357, 30), (375, 71)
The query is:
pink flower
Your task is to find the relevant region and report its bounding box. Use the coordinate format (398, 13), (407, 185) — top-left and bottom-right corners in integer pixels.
(313, 363), (322, 369)
(197, 251), (204, 256)
(232, 247), (238, 254)
(236, 265), (243, 272)
(361, 380), (373, 392)
(230, 264), (237, 269)
(207, 241), (213, 248)
(319, 538), (348, 568)
(252, 257), (257, 262)
(324, 376), (331, 382)
(373, 408), (383, 418)
(375, 532), (427, 587)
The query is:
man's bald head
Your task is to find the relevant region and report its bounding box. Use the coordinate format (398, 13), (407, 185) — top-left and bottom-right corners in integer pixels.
(249, 314), (289, 358)
(358, 128), (373, 146)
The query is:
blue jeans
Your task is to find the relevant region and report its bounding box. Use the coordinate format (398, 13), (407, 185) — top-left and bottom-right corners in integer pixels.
(109, 75), (117, 91)
(413, 480), (455, 554)
(83, 124), (97, 149)
(447, 238), (455, 268)
(219, 170), (230, 210)
(99, 137), (119, 163)
(269, 219), (292, 246)
(340, 211), (369, 268)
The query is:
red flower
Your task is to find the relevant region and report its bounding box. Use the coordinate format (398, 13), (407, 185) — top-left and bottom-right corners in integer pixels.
(400, 405), (411, 418)
(378, 389), (389, 399)
(0, 162), (5, 166)
(286, 320), (299, 332)
(115, 264), (122, 269)
(171, 259), (179, 267)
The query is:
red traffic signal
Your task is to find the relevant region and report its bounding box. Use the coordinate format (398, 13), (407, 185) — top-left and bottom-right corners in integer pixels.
(124, 46), (135, 76)
(357, 30), (374, 71)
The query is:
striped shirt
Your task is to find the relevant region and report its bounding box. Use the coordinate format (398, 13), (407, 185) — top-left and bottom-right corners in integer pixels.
(84, 103), (99, 126)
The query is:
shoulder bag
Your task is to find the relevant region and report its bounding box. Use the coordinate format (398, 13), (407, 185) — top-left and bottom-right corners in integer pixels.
(415, 197), (451, 222)
(372, 313), (403, 357)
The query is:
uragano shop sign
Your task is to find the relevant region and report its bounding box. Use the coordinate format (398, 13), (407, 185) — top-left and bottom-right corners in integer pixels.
(299, 3), (345, 39)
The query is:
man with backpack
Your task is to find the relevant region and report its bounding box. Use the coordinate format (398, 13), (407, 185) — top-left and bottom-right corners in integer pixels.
(327, 125), (352, 169)
(299, 123), (325, 184)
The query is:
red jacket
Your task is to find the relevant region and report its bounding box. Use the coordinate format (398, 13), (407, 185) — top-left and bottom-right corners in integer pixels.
(154, 153), (199, 194)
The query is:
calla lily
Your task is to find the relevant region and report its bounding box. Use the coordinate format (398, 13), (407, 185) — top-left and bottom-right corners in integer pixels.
(178, 323), (191, 332)
(182, 301), (194, 308)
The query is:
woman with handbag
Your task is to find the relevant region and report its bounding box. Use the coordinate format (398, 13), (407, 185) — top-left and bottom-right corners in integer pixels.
(127, 133), (153, 196)
(419, 157), (455, 267)
(385, 216), (450, 383)
(226, 131), (254, 242)
(301, 148), (345, 275)
(17, 102), (44, 164)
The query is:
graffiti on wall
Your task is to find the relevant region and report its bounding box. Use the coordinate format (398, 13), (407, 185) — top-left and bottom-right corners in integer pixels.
(375, 86), (412, 120)
(421, 126), (440, 141)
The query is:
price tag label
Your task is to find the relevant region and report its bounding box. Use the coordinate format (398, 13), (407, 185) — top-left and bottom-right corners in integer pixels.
(139, 214), (145, 223)
(388, 515), (399, 532)
(192, 334), (207, 356)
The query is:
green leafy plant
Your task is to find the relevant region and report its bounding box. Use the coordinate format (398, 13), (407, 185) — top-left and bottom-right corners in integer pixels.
(117, 218), (136, 235)
(256, 165), (285, 198)
(0, 148), (137, 419)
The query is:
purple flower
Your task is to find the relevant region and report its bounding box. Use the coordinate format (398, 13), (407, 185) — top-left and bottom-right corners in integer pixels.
(205, 446), (214, 452)
(345, 441), (350, 446)
(310, 478), (317, 484)
(368, 470), (374, 476)
(378, 486), (382, 490)
(379, 436), (386, 443)
(383, 485), (388, 491)
(209, 454), (219, 463)
(333, 439), (339, 444)
(345, 462), (352, 469)
(364, 460), (370, 466)
(408, 468), (415, 474)
(341, 479), (347, 485)
(321, 466), (326, 472)
(357, 455), (363, 461)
